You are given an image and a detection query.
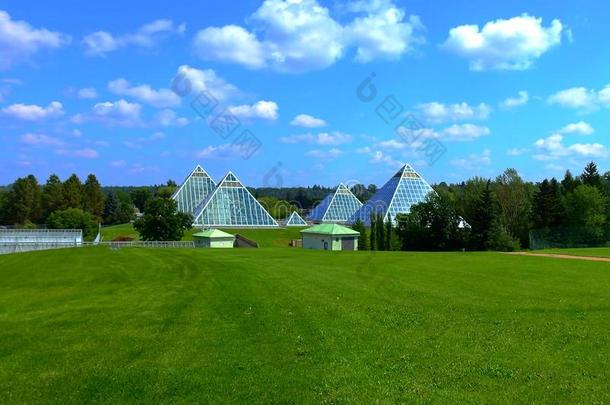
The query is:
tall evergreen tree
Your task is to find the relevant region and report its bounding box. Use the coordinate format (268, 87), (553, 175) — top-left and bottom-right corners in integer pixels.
(376, 212), (385, 250)
(0, 190), (7, 224)
(63, 174), (83, 209)
(352, 220), (368, 250)
(469, 180), (496, 250)
(130, 187), (152, 212)
(103, 191), (135, 225)
(581, 161), (603, 190)
(385, 217), (393, 251)
(42, 174), (65, 218)
(561, 170), (580, 194)
(369, 213), (377, 251)
(531, 178), (564, 229)
(83, 174), (105, 219)
(5, 175), (42, 224)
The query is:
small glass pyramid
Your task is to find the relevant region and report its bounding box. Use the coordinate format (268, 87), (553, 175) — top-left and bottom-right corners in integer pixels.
(193, 172), (279, 227)
(172, 165), (216, 215)
(350, 164), (435, 226)
(307, 183), (363, 223)
(285, 211), (307, 226)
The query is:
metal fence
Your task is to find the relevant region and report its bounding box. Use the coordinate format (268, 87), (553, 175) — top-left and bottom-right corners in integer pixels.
(0, 242), (82, 255)
(104, 241), (196, 250)
(0, 229), (84, 255)
(0, 239), (196, 255)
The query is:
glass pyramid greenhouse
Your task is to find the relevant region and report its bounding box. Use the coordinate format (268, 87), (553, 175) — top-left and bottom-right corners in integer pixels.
(350, 164), (435, 226)
(172, 165), (216, 215)
(307, 183), (363, 223)
(285, 211), (307, 226)
(192, 172), (279, 227)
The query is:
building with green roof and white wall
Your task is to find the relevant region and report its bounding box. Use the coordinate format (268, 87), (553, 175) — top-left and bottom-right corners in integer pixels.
(300, 224), (360, 251)
(192, 229), (236, 248)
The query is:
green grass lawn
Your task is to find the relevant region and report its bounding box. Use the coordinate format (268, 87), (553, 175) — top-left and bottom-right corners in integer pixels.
(1, 247), (610, 402)
(100, 223), (140, 241)
(102, 223), (305, 247)
(541, 247), (610, 258)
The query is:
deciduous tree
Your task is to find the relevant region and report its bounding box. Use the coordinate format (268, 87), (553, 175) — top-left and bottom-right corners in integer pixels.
(134, 197), (192, 241)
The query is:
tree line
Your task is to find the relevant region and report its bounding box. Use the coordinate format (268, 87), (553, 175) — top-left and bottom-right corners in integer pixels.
(351, 162), (610, 251)
(0, 173), (180, 239)
(1, 162), (608, 248)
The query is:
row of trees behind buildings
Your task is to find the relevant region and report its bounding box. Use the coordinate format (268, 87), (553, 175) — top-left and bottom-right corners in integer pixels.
(353, 162), (610, 251)
(0, 173), (165, 238)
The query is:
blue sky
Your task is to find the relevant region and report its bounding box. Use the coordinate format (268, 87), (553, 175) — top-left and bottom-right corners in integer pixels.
(1, 0), (609, 187)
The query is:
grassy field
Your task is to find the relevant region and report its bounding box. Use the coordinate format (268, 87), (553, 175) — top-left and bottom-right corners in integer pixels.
(101, 223), (305, 247)
(541, 247), (610, 258)
(100, 223), (140, 241)
(1, 246), (610, 403)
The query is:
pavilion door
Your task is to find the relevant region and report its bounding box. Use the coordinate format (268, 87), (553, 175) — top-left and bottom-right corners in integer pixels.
(341, 238), (354, 251)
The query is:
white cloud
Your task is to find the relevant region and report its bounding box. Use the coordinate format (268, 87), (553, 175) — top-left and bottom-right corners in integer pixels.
(343, 1), (425, 62)
(280, 131), (352, 145)
(377, 139), (407, 150)
(442, 14), (564, 71)
(0, 78), (22, 102)
(501, 91), (529, 109)
(559, 121), (594, 136)
(316, 132), (352, 145)
(77, 87), (98, 99)
(109, 160), (127, 168)
(228, 100), (279, 120)
(20, 133), (63, 146)
(548, 84), (610, 111)
(416, 101), (491, 124)
(108, 78), (180, 108)
(72, 99), (141, 127)
(290, 113), (326, 128)
(356, 146), (401, 167)
(193, 25), (266, 69)
(2, 101), (64, 120)
(0, 10), (70, 69)
(305, 148), (343, 159)
(192, 0), (424, 72)
(83, 19), (185, 56)
(124, 131), (166, 149)
(154, 109), (189, 127)
(450, 149), (492, 169)
(172, 65), (238, 102)
(196, 143), (258, 160)
(56, 148), (99, 159)
(534, 133), (607, 160)
(507, 147), (529, 156)
(440, 124), (490, 141)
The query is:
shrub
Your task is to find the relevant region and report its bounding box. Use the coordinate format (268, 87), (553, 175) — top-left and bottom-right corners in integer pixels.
(47, 208), (98, 240)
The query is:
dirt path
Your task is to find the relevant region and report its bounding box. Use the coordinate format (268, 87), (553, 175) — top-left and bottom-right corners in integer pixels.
(507, 252), (610, 263)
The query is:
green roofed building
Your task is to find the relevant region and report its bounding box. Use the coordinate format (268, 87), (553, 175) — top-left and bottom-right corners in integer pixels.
(192, 229), (235, 248)
(300, 224), (360, 251)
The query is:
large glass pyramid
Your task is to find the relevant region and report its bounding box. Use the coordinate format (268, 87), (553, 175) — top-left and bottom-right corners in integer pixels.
(307, 183), (363, 223)
(285, 211), (307, 226)
(193, 172), (279, 227)
(172, 165), (216, 215)
(350, 164), (435, 226)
